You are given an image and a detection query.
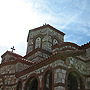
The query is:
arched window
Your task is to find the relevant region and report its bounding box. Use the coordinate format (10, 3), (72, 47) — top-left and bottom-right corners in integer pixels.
(25, 76), (38, 90)
(35, 37), (41, 49)
(53, 39), (58, 45)
(17, 81), (22, 90)
(44, 70), (52, 90)
(67, 71), (84, 90)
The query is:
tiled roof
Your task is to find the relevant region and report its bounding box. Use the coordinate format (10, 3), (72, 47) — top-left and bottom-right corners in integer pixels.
(20, 58), (34, 64)
(15, 49), (85, 77)
(79, 41), (90, 49)
(57, 42), (79, 47)
(52, 42), (80, 50)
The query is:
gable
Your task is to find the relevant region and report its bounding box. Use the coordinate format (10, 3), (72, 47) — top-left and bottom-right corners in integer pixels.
(27, 24), (65, 42)
(1, 51), (22, 63)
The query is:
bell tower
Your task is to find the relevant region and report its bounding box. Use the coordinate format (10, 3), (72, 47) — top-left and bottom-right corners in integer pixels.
(24, 24), (65, 62)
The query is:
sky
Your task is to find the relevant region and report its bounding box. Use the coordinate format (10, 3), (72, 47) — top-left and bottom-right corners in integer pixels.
(0, 0), (90, 63)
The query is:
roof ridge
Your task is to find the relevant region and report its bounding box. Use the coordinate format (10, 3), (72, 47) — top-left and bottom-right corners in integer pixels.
(80, 41), (90, 47)
(15, 49), (86, 77)
(79, 41), (90, 49)
(18, 52), (58, 71)
(21, 58), (34, 63)
(1, 51), (23, 58)
(27, 24), (65, 42)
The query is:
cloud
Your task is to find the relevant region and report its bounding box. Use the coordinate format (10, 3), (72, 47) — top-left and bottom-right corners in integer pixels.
(0, 0), (39, 47)
(0, 0), (40, 62)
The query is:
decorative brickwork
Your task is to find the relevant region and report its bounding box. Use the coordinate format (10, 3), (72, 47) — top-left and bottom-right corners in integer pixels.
(0, 24), (90, 90)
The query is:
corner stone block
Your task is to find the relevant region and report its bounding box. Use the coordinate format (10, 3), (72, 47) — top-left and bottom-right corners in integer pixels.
(62, 69), (66, 74)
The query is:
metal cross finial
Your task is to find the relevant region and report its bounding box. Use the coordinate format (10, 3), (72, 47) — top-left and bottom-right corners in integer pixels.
(11, 46), (15, 52)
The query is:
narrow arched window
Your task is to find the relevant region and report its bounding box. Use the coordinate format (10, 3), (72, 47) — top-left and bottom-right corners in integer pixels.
(67, 71), (85, 90)
(17, 81), (22, 90)
(53, 39), (58, 45)
(35, 37), (41, 49)
(25, 76), (38, 90)
(44, 70), (52, 90)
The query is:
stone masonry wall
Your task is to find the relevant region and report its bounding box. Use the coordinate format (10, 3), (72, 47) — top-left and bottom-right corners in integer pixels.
(86, 47), (90, 60)
(0, 62), (30, 90)
(86, 62), (90, 89)
(27, 27), (64, 54)
(26, 51), (49, 62)
(15, 56), (86, 90)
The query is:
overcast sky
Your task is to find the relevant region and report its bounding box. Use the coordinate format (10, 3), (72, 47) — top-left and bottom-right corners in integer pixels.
(0, 0), (90, 63)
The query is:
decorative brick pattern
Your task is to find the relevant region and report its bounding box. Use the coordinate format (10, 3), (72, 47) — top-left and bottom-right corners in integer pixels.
(0, 24), (90, 90)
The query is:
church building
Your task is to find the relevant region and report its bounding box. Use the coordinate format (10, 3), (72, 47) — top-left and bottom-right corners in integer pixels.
(0, 24), (90, 90)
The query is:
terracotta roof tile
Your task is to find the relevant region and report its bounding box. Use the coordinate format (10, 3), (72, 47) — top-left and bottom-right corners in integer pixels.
(15, 49), (86, 77)
(79, 41), (90, 49)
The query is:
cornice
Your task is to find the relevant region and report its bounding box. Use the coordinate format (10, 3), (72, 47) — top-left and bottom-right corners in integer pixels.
(15, 50), (85, 78)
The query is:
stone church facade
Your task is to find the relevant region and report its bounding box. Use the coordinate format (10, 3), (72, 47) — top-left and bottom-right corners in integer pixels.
(0, 24), (90, 90)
